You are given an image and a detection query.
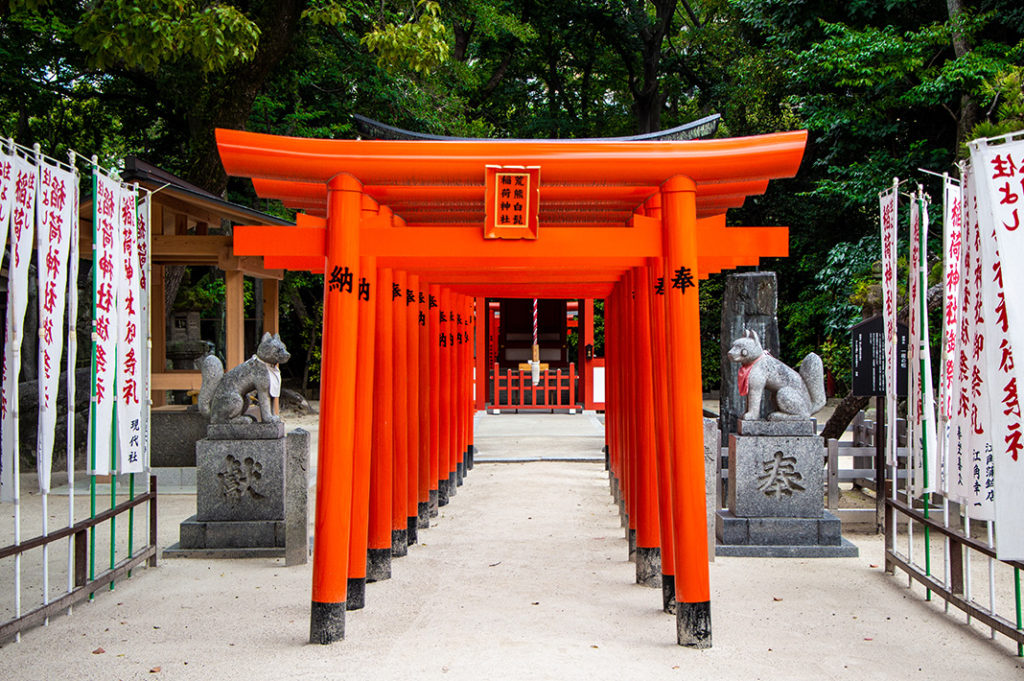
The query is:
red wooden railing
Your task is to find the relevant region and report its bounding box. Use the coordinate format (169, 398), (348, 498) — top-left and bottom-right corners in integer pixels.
(491, 363), (578, 411)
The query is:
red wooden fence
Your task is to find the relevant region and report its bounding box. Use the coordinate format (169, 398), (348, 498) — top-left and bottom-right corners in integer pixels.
(490, 363), (578, 412)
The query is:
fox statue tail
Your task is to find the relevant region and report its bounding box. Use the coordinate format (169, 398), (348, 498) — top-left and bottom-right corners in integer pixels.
(800, 352), (827, 415)
(196, 354), (224, 417)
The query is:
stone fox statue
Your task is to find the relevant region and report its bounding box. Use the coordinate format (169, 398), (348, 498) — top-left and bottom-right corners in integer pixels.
(198, 333), (291, 424)
(727, 329), (826, 421)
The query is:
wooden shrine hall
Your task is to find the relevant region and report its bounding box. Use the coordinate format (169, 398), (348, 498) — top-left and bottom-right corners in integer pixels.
(216, 119), (807, 648)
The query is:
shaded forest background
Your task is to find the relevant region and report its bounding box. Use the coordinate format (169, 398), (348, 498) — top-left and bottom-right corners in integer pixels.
(2, 0), (1022, 399)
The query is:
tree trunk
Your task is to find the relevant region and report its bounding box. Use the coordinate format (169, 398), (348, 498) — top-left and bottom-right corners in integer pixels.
(947, 0), (980, 145)
(820, 392), (872, 441)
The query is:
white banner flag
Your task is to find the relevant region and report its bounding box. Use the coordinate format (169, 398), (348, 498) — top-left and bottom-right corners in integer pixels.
(880, 184), (899, 466)
(90, 170), (121, 476)
(948, 169), (996, 519)
(0, 147), (13, 266)
(116, 186), (143, 474)
(136, 192), (151, 469)
(908, 194), (938, 495)
(35, 161), (76, 492)
(971, 135), (1024, 558)
(938, 176), (964, 495)
(1, 154), (38, 501)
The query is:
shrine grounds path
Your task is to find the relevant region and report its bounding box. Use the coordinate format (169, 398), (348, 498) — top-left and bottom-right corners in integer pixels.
(1, 412), (1022, 680)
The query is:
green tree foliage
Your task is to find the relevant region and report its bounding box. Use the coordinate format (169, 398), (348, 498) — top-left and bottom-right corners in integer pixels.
(3, 1), (1021, 393)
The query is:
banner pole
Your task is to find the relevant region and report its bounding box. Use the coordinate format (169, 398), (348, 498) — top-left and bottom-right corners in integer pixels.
(88, 158), (99, 597)
(66, 150), (80, 616)
(918, 188), (932, 601)
(1014, 567), (1022, 656)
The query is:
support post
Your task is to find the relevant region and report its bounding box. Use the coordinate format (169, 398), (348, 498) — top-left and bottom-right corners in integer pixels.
(346, 255), (376, 610)
(367, 267), (394, 582)
(661, 176), (712, 648)
(633, 265), (662, 588)
(406, 274), (421, 545)
(428, 284), (442, 516)
(225, 269), (245, 371)
(392, 270), (409, 555)
(310, 173), (362, 644)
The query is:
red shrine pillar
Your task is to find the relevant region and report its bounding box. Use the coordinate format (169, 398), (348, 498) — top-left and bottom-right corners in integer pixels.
(648, 256), (678, 613)
(367, 266), (394, 582)
(438, 287), (453, 505)
(310, 173), (362, 644)
(417, 281), (433, 529)
(661, 176), (711, 647)
(406, 274), (421, 545)
(428, 284), (442, 516)
(632, 264), (662, 588)
(346, 254), (377, 609)
(392, 270), (410, 555)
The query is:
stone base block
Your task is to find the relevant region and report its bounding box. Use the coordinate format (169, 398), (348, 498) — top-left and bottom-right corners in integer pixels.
(716, 510), (859, 557)
(391, 529), (408, 557)
(207, 421), (285, 440)
(636, 546), (661, 587)
(366, 548), (391, 582)
(428, 489), (439, 517)
(417, 501), (430, 529)
(346, 578), (366, 610)
(728, 432), (823, 518)
(407, 516), (418, 545)
(162, 544), (285, 559)
(448, 472), (458, 496)
(737, 419), (816, 436)
(178, 515), (285, 549)
(197, 436), (286, 522)
(151, 410), (208, 467)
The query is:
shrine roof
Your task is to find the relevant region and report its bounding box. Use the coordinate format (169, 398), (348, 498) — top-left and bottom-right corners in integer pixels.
(216, 127), (807, 226)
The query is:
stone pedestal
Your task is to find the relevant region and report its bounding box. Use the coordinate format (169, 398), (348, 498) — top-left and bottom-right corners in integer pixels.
(716, 420), (857, 557)
(165, 425), (308, 560)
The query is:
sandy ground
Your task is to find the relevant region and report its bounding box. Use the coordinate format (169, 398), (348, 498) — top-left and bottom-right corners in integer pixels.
(1, 412), (1023, 680)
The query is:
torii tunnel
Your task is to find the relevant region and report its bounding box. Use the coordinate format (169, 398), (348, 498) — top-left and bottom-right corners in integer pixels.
(216, 123), (807, 648)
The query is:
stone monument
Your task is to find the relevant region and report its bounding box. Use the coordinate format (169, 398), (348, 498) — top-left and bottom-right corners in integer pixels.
(164, 333), (308, 561)
(716, 329), (857, 557)
(719, 272), (781, 444)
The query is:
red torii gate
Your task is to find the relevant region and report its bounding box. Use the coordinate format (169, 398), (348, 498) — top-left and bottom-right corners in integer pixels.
(216, 127), (807, 648)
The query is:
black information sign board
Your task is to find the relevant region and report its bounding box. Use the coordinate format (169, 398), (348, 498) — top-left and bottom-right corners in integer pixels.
(850, 316), (908, 397)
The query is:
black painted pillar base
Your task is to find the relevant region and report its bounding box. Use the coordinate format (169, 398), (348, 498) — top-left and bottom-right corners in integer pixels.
(417, 501), (430, 529)
(429, 489), (439, 517)
(676, 600), (712, 648)
(467, 445), (475, 470)
(310, 600), (345, 644)
(438, 479), (450, 506)
(391, 529), (408, 557)
(448, 472), (458, 496)
(635, 546), (661, 587)
(366, 548), (391, 582)
(407, 516), (418, 545)
(346, 578), (366, 610)
(610, 474), (619, 501)
(662, 574), (676, 614)
(457, 460), (465, 485)
(603, 444), (609, 470)
(627, 528), (637, 562)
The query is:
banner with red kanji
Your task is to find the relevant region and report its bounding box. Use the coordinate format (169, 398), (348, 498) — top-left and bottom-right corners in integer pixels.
(116, 186), (144, 473)
(35, 160), (77, 492)
(971, 134), (1024, 559)
(0, 152), (37, 501)
(90, 169), (121, 476)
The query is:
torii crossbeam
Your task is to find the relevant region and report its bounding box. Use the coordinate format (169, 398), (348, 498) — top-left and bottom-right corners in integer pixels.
(216, 126), (807, 648)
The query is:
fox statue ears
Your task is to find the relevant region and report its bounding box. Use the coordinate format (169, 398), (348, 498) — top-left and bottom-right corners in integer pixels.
(260, 332), (283, 342)
(743, 328), (760, 345)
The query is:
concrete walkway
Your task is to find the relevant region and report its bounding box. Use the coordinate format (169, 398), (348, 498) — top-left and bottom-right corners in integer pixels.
(1, 413), (1022, 680)
(473, 411), (605, 462)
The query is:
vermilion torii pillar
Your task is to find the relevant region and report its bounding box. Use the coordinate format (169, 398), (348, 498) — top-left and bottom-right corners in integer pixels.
(216, 126), (807, 647)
